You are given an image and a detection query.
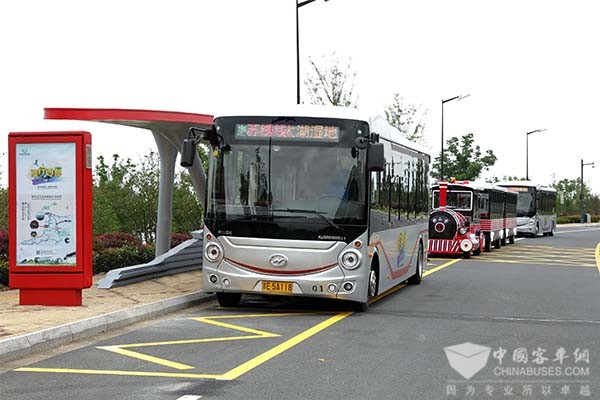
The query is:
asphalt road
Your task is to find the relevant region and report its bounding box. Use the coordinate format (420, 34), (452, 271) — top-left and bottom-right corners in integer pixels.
(1, 225), (599, 400)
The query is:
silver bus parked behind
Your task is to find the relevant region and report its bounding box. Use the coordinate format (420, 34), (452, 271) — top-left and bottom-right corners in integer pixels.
(182, 106), (430, 311)
(496, 181), (557, 237)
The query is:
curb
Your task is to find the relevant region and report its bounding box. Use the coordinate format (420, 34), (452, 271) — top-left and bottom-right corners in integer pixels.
(0, 291), (215, 363)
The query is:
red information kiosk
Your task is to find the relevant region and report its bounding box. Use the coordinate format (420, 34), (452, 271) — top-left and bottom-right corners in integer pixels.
(8, 131), (93, 306)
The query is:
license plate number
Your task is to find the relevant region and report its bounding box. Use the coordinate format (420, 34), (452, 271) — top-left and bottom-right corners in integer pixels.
(262, 281), (293, 294)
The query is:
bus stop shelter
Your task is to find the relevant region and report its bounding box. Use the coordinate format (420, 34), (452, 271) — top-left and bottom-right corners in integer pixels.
(44, 108), (213, 258)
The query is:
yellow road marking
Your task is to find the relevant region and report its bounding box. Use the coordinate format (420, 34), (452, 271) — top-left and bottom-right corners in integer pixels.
(464, 258), (596, 267)
(369, 284), (405, 304)
(95, 313), (320, 370)
(16, 312), (352, 381)
(220, 312), (352, 380)
(14, 260), (462, 380)
(95, 346), (196, 370)
(595, 241), (600, 275)
(423, 258), (461, 277)
(516, 244), (595, 251)
(15, 368), (222, 380)
(369, 258), (461, 304)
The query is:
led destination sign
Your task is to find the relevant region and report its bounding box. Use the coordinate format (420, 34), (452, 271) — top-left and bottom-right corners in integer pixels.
(235, 123), (339, 142)
(505, 186), (532, 192)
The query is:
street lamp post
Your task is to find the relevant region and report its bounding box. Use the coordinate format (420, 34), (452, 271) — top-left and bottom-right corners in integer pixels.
(525, 128), (546, 180)
(296, 0), (328, 105)
(441, 94), (470, 181)
(580, 159), (595, 223)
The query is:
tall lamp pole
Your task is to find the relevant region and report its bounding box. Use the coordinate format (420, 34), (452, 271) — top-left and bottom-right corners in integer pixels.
(525, 128), (546, 180)
(441, 94), (470, 181)
(296, 0), (328, 105)
(580, 159), (595, 223)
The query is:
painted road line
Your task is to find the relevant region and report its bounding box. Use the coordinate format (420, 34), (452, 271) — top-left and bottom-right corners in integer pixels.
(595, 241), (600, 275)
(177, 396), (202, 400)
(97, 346), (196, 370)
(16, 260), (462, 381)
(464, 258), (597, 267)
(96, 313), (323, 370)
(423, 258), (461, 277)
(220, 311), (352, 380)
(14, 367), (224, 380)
(369, 258), (461, 305)
(555, 227), (600, 235)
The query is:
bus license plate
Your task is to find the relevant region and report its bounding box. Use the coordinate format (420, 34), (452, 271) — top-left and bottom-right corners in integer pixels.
(262, 281), (293, 294)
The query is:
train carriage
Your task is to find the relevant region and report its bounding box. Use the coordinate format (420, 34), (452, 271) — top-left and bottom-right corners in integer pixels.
(479, 184), (509, 251)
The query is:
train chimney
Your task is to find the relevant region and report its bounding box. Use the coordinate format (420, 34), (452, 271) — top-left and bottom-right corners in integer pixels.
(439, 181), (448, 208)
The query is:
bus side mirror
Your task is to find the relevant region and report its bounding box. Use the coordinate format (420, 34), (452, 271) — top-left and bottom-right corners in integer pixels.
(180, 138), (197, 167)
(367, 142), (385, 172)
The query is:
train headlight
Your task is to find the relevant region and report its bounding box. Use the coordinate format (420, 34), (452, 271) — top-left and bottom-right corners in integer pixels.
(205, 243), (223, 262)
(458, 227), (468, 235)
(340, 250), (361, 270)
(434, 222), (446, 233)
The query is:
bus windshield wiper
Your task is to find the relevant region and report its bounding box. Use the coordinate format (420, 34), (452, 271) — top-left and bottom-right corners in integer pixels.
(219, 213), (273, 228)
(271, 208), (342, 231)
(220, 211), (306, 228)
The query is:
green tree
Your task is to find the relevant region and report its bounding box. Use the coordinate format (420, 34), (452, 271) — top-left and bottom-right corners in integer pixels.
(490, 176), (527, 183)
(431, 133), (497, 181)
(93, 154), (139, 237)
(384, 93), (428, 145)
(93, 151), (204, 242)
(304, 52), (358, 107)
(552, 178), (600, 216)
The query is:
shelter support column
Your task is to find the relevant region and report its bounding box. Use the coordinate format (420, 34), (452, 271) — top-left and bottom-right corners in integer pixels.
(152, 131), (177, 257)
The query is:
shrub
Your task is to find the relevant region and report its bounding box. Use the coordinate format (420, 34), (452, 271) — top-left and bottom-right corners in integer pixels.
(93, 232), (142, 252)
(0, 229), (8, 258)
(557, 215), (600, 224)
(171, 232), (192, 248)
(93, 245), (155, 275)
(0, 258), (8, 287)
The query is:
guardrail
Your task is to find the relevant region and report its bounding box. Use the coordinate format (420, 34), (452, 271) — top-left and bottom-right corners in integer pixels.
(97, 232), (204, 289)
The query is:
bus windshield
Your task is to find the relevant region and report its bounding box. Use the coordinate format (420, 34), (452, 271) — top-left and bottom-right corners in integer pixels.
(510, 187), (536, 217)
(205, 116), (369, 242)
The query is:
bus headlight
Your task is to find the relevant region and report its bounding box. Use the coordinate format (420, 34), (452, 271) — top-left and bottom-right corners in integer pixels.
(340, 250), (361, 270)
(205, 243), (223, 262)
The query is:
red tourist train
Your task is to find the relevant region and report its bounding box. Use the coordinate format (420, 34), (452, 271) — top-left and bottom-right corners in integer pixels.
(428, 180), (518, 258)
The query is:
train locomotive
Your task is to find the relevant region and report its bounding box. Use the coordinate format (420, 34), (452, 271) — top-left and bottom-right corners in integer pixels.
(428, 180), (519, 258)
(428, 181), (485, 258)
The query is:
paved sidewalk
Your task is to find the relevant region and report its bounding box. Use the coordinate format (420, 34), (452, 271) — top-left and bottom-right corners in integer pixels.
(0, 270), (212, 362)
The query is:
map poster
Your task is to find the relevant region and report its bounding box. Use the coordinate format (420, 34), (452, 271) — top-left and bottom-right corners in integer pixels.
(15, 142), (77, 266)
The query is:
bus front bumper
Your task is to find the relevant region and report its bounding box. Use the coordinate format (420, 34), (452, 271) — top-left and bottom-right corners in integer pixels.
(203, 259), (367, 303)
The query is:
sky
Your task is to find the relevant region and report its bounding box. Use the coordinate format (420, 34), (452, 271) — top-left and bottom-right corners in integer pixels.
(1, 0), (599, 192)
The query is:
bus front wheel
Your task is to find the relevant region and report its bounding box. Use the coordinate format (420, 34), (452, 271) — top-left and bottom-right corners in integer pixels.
(355, 259), (380, 312)
(217, 292), (242, 307)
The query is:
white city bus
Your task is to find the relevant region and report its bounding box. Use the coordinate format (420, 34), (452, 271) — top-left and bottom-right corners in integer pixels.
(182, 106), (430, 311)
(496, 181), (557, 237)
